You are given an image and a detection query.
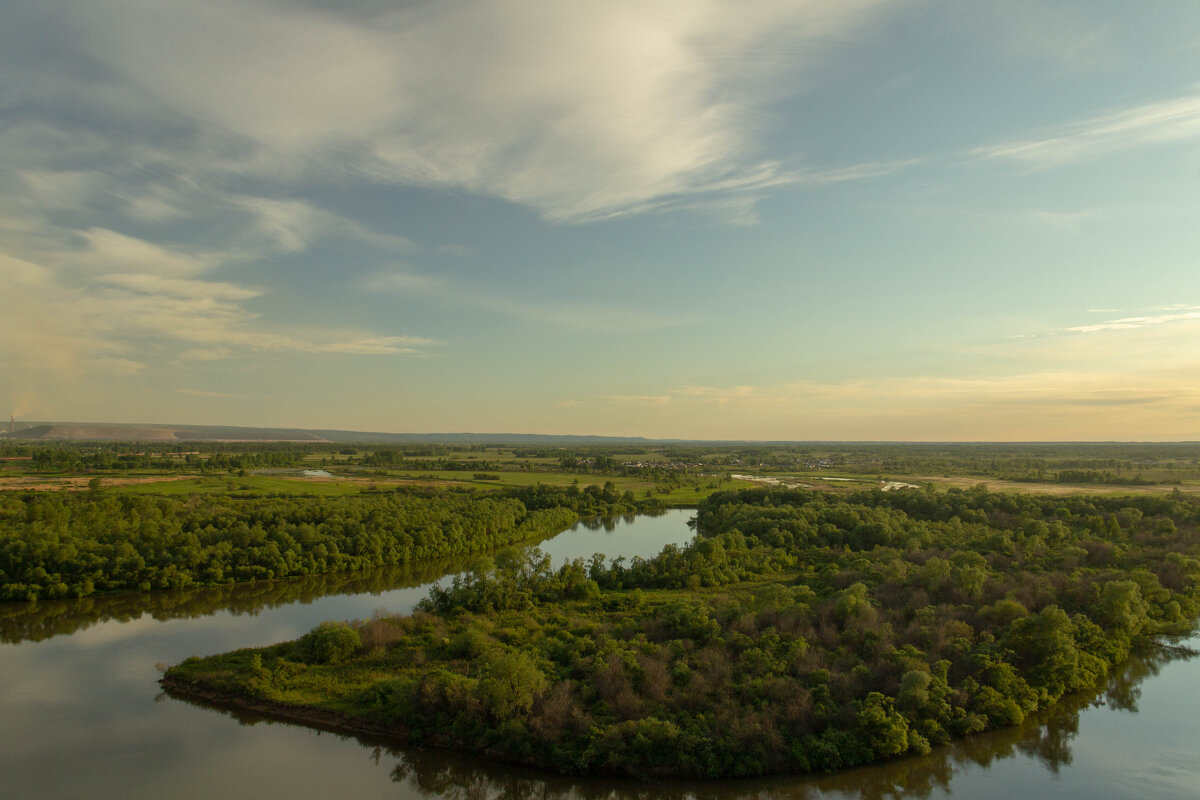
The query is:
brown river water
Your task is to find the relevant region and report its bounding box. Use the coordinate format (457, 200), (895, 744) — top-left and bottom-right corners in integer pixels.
(1, 509), (1196, 799)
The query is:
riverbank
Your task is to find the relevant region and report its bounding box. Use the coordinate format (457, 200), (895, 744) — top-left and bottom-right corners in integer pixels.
(159, 674), (411, 745)
(158, 673), (572, 774)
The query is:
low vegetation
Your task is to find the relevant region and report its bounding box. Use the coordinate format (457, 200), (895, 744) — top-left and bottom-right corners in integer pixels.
(165, 486), (1200, 778)
(8, 440), (1200, 501)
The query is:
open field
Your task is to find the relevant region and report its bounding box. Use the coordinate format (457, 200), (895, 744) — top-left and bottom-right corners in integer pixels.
(919, 474), (1200, 496)
(340, 469), (759, 505)
(119, 475), (371, 496)
(5, 442), (1200, 506)
(4, 467), (1198, 502)
(0, 474), (197, 492)
(0, 469), (759, 506)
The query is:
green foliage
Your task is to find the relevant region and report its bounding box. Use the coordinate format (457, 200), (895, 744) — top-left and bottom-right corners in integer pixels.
(0, 488), (634, 600)
(478, 651), (548, 719)
(298, 621), (362, 664)
(167, 486), (1200, 779)
(857, 692), (911, 759)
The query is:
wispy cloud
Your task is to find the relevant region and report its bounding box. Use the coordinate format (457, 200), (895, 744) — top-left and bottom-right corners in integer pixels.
(1042, 306), (1200, 335)
(956, 1), (1112, 69)
(231, 197), (414, 255)
(602, 395), (673, 406)
(1009, 306), (1200, 339)
(0, 237), (438, 397)
(176, 388), (248, 399)
(597, 368), (1200, 440)
(7, 0), (903, 223)
(581, 310), (1200, 438)
(609, 158), (918, 224)
(1064, 309), (1200, 334)
(14, 170), (410, 264)
(99, 273), (263, 302)
(305, 335), (436, 356)
(363, 269), (696, 333)
(973, 89), (1200, 167)
(177, 348), (234, 362)
(674, 385), (766, 407)
(73, 228), (220, 277)
(19, 169), (188, 223)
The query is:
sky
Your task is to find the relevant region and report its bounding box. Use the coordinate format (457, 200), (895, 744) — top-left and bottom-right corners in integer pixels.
(2, 0), (1200, 441)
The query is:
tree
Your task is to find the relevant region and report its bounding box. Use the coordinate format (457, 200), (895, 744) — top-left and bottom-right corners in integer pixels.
(479, 651), (548, 720)
(298, 621), (362, 664)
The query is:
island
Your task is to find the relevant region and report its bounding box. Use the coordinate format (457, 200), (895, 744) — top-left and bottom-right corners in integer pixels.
(163, 486), (1200, 778)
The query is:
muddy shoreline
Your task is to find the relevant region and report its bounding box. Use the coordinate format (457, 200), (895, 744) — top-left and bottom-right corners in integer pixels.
(158, 675), (561, 775)
(159, 675), (410, 744)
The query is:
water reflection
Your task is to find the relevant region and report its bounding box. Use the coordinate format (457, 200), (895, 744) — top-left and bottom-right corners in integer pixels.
(168, 642), (1196, 800)
(5, 508), (1195, 800)
(1098, 640), (1188, 713)
(0, 557), (483, 645)
(573, 512), (642, 533)
(0, 509), (687, 646)
(378, 698), (1088, 800)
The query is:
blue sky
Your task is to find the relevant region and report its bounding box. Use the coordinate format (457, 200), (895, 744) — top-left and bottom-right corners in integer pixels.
(2, 0), (1200, 440)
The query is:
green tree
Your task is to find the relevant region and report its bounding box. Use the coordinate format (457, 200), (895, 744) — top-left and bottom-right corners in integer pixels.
(298, 621), (362, 664)
(479, 651), (548, 720)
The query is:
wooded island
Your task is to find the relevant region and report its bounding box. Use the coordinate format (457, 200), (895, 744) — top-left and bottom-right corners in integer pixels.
(163, 487), (1200, 778)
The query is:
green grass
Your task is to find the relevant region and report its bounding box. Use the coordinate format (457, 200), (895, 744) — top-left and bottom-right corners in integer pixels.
(381, 469), (638, 488)
(120, 475), (367, 496)
(78, 466), (759, 505)
(379, 469), (758, 502)
(648, 480), (758, 505)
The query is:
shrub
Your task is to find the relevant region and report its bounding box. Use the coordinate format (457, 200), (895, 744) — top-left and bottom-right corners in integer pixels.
(298, 621), (362, 664)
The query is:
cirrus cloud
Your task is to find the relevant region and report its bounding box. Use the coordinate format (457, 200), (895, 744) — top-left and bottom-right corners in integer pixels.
(973, 89), (1200, 168)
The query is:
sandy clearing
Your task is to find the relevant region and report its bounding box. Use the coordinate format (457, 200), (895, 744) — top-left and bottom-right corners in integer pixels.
(0, 474), (204, 492)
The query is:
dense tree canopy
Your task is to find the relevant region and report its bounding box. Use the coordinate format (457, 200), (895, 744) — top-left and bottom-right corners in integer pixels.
(166, 487), (1200, 778)
(0, 484), (647, 601)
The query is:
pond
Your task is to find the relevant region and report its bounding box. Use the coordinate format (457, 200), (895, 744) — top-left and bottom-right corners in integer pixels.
(0, 509), (1195, 798)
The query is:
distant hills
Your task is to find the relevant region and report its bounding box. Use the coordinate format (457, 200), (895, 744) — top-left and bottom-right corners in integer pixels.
(2, 423), (328, 443)
(0, 422), (659, 445)
(311, 430), (659, 445)
(2, 423), (1190, 446)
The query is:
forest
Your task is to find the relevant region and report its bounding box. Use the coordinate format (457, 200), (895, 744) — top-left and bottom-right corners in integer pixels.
(0, 483), (646, 601)
(164, 486), (1200, 778)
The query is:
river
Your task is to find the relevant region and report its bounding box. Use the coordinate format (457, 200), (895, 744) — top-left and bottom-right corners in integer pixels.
(1, 509), (1196, 799)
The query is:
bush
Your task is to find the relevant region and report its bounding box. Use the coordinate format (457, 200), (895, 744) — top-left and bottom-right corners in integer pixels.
(298, 621), (362, 664)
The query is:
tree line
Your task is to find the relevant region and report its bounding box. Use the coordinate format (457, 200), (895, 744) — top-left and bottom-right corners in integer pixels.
(0, 483), (647, 601)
